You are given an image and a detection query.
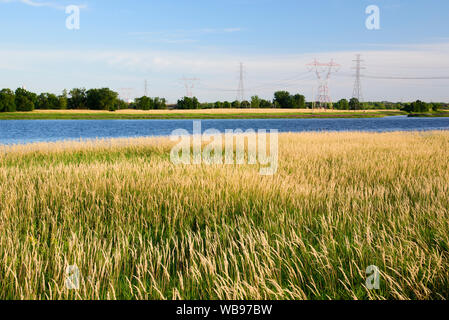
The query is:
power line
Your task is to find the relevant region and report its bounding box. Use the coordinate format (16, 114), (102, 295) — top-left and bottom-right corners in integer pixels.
(362, 75), (449, 80)
(196, 71), (313, 94)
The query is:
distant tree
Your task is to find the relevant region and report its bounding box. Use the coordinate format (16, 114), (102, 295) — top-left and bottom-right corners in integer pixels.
(231, 100), (241, 108)
(409, 100), (430, 113)
(115, 99), (128, 110)
(135, 96), (153, 110)
(177, 96), (200, 109)
(0, 88), (16, 112)
(58, 90), (68, 110)
(336, 99), (349, 110)
(214, 101), (223, 109)
(223, 101), (231, 109)
(291, 94), (306, 109)
(274, 91), (291, 108)
(68, 88), (87, 109)
(153, 97), (167, 110)
(259, 99), (273, 108)
(250, 95), (261, 109)
(36, 93), (48, 109)
(86, 88), (119, 111)
(241, 100), (250, 108)
(372, 102), (385, 110)
(349, 98), (361, 110)
(15, 88), (36, 112)
(200, 103), (210, 109)
(432, 103), (441, 112)
(36, 93), (61, 109)
(401, 103), (413, 113)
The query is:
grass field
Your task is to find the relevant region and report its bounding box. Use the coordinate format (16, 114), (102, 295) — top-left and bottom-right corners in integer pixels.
(0, 108), (406, 120)
(0, 131), (448, 300)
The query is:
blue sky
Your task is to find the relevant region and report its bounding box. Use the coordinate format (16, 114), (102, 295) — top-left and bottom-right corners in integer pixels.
(1, 0), (449, 102)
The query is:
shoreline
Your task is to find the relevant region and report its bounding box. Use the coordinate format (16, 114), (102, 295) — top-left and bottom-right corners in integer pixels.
(0, 109), (406, 120)
(2, 128), (449, 147)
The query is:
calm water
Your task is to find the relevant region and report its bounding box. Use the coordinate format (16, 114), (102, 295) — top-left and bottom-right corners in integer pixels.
(1, 116), (449, 145)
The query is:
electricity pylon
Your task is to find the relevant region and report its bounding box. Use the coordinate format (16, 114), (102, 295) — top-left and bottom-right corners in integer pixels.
(180, 77), (199, 97)
(236, 62), (245, 102)
(307, 59), (340, 109)
(352, 54), (365, 102)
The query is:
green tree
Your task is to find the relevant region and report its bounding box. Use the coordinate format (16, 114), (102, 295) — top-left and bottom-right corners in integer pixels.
(259, 99), (272, 108)
(177, 97), (200, 109)
(135, 96), (154, 110)
(223, 101), (231, 109)
(15, 88), (36, 112)
(214, 101), (223, 109)
(153, 97), (167, 110)
(274, 91), (291, 108)
(432, 103), (441, 112)
(231, 100), (241, 108)
(349, 98), (361, 110)
(58, 90), (68, 110)
(291, 94), (306, 109)
(115, 99), (128, 110)
(36, 93), (61, 109)
(241, 100), (250, 108)
(0, 88), (16, 112)
(409, 100), (430, 113)
(36, 93), (49, 109)
(86, 88), (119, 111)
(68, 88), (87, 110)
(250, 96), (261, 109)
(336, 99), (349, 110)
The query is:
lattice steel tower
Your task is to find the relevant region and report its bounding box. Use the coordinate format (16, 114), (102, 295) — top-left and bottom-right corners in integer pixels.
(352, 54), (365, 102)
(180, 77), (199, 97)
(236, 62), (245, 102)
(307, 59), (341, 109)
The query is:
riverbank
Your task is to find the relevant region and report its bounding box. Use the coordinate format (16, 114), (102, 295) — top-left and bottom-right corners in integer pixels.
(408, 111), (449, 118)
(1, 131), (448, 299)
(0, 109), (405, 120)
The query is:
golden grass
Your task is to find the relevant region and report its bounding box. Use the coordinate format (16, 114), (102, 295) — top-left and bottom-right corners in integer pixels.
(0, 131), (448, 300)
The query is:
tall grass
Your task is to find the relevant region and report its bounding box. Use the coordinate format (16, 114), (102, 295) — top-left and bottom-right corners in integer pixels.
(0, 131), (448, 300)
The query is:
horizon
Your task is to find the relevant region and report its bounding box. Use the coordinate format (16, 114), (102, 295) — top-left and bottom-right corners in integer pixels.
(1, 0), (449, 103)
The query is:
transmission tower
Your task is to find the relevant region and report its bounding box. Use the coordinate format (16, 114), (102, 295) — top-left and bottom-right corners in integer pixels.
(307, 59), (340, 109)
(352, 54), (365, 102)
(180, 77), (199, 97)
(236, 62), (245, 102)
(118, 88), (133, 102)
(144, 80), (148, 97)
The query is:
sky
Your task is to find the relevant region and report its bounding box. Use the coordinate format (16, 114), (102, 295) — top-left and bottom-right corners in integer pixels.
(0, 0), (449, 103)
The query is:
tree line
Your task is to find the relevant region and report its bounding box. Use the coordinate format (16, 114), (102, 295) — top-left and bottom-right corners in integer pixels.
(400, 100), (442, 113)
(177, 91), (306, 110)
(0, 87), (445, 112)
(0, 87), (168, 112)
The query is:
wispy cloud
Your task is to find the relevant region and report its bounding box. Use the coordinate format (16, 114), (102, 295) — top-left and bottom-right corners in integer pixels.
(129, 27), (243, 44)
(130, 28), (243, 36)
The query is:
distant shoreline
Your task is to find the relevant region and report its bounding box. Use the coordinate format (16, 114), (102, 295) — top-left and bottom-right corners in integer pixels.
(408, 112), (449, 118)
(0, 109), (406, 120)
